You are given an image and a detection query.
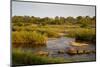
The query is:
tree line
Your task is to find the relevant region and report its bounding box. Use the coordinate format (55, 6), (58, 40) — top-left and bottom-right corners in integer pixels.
(12, 16), (96, 27)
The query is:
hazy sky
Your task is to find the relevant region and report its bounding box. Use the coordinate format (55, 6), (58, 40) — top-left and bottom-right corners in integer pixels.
(12, 1), (95, 18)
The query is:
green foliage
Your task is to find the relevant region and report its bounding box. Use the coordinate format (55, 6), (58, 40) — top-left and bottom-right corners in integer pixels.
(12, 16), (96, 26)
(66, 16), (76, 23)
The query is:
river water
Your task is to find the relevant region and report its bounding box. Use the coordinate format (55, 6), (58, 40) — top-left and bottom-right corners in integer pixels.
(46, 37), (96, 60)
(22, 37), (96, 61)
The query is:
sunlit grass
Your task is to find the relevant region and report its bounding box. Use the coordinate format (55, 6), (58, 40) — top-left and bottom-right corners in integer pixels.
(12, 48), (67, 65)
(12, 48), (96, 66)
(12, 31), (47, 48)
(66, 28), (96, 43)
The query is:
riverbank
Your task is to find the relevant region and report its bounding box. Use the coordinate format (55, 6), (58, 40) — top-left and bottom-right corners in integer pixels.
(12, 48), (96, 66)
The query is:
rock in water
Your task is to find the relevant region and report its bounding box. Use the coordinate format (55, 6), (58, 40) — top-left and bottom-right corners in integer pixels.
(36, 51), (49, 56)
(70, 41), (88, 47)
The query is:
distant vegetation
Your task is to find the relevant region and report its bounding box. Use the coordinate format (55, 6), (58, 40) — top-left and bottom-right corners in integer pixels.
(12, 16), (95, 26)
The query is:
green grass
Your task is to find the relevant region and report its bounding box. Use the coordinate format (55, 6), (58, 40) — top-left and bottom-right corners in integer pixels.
(12, 48), (67, 65)
(12, 24), (96, 48)
(12, 48), (96, 66)
(66, 28), (96, 43)
(12, 31), (47, 48)
(12, 25), (96, 47)
(12, 25), (63, 38)
(40, 29), (61, 38)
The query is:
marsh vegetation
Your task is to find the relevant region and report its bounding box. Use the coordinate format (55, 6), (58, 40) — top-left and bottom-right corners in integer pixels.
(12, 16), (96, 66)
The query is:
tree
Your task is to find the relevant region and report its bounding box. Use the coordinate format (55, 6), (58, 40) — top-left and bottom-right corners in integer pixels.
(76, 16), (83, 24)
(59, 17), (66, 24)
(66, 16), (76, 24)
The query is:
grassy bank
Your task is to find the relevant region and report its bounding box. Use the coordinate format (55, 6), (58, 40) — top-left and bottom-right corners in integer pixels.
(12, 48), (66, 66)
(12, 48), (96, 66)
(66, 28), (96, 43)
(12, 31), (47, 48)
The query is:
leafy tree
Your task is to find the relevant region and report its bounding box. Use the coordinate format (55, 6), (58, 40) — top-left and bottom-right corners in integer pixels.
(12, 16), (96, 27)
(66, 16), (76, 24)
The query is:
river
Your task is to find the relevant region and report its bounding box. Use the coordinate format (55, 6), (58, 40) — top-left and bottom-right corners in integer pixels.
(46, 37), (96, 60)
(21, 37), (96, 61)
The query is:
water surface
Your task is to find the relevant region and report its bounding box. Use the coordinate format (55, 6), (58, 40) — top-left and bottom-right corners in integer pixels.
(21, 37), (96, 61)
